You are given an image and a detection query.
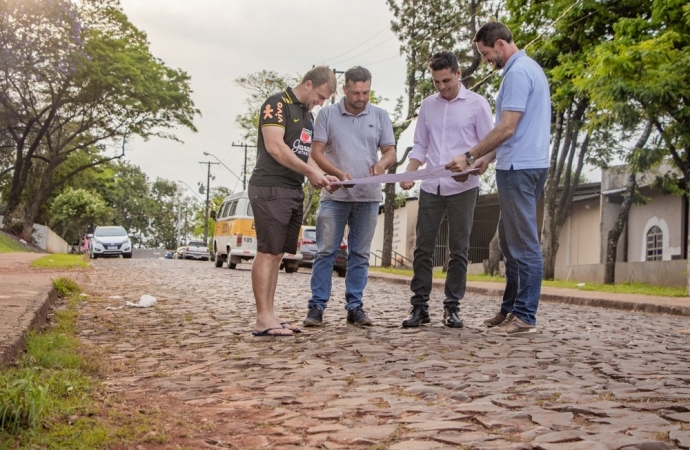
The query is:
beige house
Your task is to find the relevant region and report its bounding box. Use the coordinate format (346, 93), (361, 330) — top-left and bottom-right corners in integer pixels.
(369, 164), (688, 287)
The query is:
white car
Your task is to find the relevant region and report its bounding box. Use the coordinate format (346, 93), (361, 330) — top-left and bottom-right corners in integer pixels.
(88, 226), (132, 259)
(178, 241), (210, 261)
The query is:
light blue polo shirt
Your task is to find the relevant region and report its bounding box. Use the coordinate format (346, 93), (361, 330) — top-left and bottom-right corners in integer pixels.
(495, 50), (551, 170)
(313, 99), (396, 202)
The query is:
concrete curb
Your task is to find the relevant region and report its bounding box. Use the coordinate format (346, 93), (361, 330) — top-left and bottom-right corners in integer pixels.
(0, 287), (59, 368)
(368, 272), (690, 317)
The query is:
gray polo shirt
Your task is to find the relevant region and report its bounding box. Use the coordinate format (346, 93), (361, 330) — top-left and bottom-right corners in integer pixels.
(313, 99), (396, 202)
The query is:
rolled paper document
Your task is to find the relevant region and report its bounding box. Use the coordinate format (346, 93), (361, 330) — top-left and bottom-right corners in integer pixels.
(330, 164), (480, 185)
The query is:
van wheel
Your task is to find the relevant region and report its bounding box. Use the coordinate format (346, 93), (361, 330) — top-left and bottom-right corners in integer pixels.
(284, 261), (299, 273)
(336, 268), (346, 278)
(229, 262), (237, 269)
(214, 255), (224, 268)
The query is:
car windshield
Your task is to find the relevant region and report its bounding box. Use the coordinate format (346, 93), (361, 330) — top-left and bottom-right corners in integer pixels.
(95, 227), (127, 237)
(188, 242), (206, 247)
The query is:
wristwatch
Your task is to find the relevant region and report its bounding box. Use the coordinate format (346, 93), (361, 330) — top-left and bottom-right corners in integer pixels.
(465, 151), (475, 166)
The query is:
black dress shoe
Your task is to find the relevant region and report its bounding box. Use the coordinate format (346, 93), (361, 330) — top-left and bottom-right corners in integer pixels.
(443, 306), (464, 328)
(402, 304), (430, 328)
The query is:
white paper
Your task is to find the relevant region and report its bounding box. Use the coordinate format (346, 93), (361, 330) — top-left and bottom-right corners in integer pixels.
(330, 164), (479, 185)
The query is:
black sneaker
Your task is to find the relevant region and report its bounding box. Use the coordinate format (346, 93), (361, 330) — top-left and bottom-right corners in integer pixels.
(347, 307), (373, 326)
(303, 306), (323, 327)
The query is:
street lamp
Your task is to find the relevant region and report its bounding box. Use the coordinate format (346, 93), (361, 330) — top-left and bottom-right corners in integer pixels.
(177, 180), (203, 201)
(202, 152), (244, 190)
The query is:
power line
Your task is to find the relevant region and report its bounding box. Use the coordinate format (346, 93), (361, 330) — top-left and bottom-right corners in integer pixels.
(320, 26), (391, 64)
(329, 35), (397, 67)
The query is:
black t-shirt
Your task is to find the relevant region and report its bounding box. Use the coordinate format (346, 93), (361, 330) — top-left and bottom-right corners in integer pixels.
(249, 87), (313, 189)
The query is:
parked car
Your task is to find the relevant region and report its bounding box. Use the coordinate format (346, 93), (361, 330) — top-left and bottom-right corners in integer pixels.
(177, 241), (210, 261)
(299, 225), (347, 277)
(88, 226), (132, 259)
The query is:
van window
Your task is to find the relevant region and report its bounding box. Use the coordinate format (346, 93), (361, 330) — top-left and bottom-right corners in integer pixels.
(218, 203), (228, 219)
(246, 203), (253, 217)
(228, 201), (238, 216)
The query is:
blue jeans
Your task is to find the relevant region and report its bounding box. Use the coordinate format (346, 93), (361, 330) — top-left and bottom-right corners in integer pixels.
(309, 201), (379, 312)
(410, 188), (478, 308)
(496, 167), (548, 325)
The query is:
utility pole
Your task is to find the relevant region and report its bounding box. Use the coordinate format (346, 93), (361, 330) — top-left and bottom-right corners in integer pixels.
(199, 161), (218, 244)
(231, 142), (257, 190)
(330, 68), (345, 104)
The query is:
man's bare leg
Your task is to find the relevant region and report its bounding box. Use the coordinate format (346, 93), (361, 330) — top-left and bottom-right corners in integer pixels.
(252, 251), (292, 335)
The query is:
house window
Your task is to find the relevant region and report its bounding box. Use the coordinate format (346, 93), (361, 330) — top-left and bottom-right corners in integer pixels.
(646, 226), (663, 261)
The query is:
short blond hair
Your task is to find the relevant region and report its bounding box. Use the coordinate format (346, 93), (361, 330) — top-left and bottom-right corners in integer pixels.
(301, 66), (337, 95)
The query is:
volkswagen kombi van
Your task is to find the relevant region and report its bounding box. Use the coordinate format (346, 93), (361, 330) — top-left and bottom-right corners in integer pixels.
(213, 191), (302, 272)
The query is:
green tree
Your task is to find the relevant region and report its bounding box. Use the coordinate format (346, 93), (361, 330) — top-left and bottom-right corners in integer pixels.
(0, 0), (199, 241)
(576, 0), (690, 291)
(49, 187), (111, 244)
(384, 0), (495, 267)
(235, 70), (301, 143)
(505, 0), (650, 279)
(148, 179), (179, 249)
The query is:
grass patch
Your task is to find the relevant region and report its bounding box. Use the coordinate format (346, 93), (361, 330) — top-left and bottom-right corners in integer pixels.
(0, 278), (111, 448)
(369, 267), (687, 297)
(0, 232), (29, 253)
(30, 254), (89, 270)
(0, 277), (172, 448)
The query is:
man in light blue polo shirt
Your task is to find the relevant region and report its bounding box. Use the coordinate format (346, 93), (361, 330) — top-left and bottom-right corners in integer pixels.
(446, 21), (551, 334)
(302, 66), (397, 327)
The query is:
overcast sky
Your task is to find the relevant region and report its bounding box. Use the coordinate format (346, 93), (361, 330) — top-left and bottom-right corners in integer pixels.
(118, 0), (414, 196)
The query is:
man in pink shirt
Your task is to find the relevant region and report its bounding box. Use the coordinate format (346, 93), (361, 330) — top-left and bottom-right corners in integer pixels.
(400, 51), (494, 328)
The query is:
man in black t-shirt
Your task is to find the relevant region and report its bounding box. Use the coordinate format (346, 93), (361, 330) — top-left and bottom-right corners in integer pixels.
(249, 66), (337, 337)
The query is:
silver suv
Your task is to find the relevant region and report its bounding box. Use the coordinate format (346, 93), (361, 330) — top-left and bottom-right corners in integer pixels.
(89, 226), (132, 259)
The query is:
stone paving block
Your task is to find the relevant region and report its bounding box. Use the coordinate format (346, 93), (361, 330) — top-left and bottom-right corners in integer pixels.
(533, 429), (588, 443)
(405, 420), (476, 432)
(476, 411), (534, 430)
(667, 412), (690, 423)
(388, 440), (446, 450)
(534, 441), (608, 450)
(671, 429), (690, 449)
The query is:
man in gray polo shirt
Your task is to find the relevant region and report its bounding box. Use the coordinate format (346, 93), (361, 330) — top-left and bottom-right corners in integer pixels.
(302, 66), (396, 327)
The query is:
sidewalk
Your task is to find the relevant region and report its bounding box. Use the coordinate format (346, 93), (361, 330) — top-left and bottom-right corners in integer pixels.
(0, 253), (62, 368)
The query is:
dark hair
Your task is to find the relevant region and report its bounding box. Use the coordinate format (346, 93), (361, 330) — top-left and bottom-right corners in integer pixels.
(428, 51), (459, 72)
(344, 66), (372, 84)
(474, 21), (514, 47)
(301, 66), (337, 94)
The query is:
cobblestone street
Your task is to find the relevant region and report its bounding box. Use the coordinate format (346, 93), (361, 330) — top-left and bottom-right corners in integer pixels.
(77, 258), (690, 449)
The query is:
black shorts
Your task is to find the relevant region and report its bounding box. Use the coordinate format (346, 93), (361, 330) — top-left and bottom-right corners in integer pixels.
(248, 184), (304, 255)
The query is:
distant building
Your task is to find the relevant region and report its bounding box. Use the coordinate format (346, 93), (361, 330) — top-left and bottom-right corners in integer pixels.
(369, 164), (688, 287)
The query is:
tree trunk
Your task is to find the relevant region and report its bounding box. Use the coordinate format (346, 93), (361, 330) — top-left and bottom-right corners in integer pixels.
(302, 184), (316, 224)
(604, 172), (636, 284)
(382, 183), (396, 267)
(604, 120), (652, 284)
(484, 226), (501, 275)
(541, 99), (589, 280)
(381, 146), (413, 267)
(687, 186), (690, 296)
